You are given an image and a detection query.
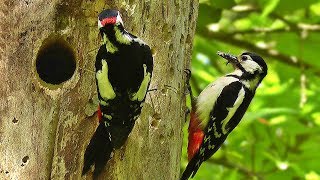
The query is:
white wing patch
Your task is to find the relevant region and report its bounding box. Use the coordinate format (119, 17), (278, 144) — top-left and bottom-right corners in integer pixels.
(96, 60), (116, 100)
(196, 77), (238, 128)
(221, 87), (245, 134)
(130, 64), (151, 101)
(103, 114), (112, 120)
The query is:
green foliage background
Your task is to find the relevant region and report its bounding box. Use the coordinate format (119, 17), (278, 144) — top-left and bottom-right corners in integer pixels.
(181, 0), (320, 179)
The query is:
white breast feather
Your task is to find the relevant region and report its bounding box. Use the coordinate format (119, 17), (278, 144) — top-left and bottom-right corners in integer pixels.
(196, 76), (238, 128)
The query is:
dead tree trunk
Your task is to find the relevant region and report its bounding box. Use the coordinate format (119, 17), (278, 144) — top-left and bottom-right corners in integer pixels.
(0, 0), (198, 179)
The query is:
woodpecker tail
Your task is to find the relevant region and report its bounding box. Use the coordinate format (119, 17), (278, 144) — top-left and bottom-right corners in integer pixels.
(82, 123), (113, 178)
(180, 153), (202, 180)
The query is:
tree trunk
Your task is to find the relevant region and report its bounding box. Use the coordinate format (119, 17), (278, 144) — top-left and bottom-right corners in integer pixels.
(0, 0), (198, 179)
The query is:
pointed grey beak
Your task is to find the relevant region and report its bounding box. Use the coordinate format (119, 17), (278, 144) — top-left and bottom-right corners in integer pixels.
(217, 51), (239, 65)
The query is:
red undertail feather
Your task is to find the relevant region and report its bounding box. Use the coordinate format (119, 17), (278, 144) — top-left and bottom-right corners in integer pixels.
(97, 105), (102, 123)
(187, 110), (204, 161)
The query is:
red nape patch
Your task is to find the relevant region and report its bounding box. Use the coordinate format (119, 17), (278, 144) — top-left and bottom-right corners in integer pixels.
(97, 105), (102, 123)
(100, 17), (117, 26)
(187, 111), (205, 161)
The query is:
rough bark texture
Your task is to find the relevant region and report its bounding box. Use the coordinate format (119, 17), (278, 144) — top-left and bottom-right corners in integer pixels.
(0, 0), (198, 179)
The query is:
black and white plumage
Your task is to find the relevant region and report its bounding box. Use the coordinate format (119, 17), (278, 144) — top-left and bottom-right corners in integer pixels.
(181, 51), (267, 180)
(82, 9), (153, 178)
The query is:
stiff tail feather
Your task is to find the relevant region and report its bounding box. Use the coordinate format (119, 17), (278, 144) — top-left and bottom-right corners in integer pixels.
(82, 123), (113, 178)
(180, 153), (202, 180)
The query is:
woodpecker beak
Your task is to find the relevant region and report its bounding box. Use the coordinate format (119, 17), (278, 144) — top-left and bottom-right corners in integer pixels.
(217, 51), (239, 67)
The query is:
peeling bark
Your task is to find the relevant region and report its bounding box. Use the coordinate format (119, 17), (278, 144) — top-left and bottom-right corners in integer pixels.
(0, 0), (198, 179)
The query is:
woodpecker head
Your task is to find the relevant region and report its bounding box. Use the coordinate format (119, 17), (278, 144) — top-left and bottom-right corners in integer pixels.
(217, 51), (268, 80)
(98, 9), (123, 29)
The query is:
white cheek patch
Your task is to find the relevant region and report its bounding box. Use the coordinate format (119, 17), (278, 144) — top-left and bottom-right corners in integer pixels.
(116, 14), (123, 25)
(241, 60), (262, 74)
(98, 18), (103, 28)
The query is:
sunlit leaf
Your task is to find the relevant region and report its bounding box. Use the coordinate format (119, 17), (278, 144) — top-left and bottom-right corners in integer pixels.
(305, 171), (320, 180)
(276, 161), (289, 171)
(310, 2), (320, 16)
(261, 0), (280, 17)
(269, 115), (287, 125)
(312, 113), (320, 126)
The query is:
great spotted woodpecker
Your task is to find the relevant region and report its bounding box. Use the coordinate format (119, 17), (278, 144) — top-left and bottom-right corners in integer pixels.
(82, 9), (153, 178)
(181, 51), (267, 180)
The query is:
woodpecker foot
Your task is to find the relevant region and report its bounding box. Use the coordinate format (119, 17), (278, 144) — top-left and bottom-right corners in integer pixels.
(164, 85), (178, 94)
(185, 108), (191, 122)
(147, 88), (158, 92)
(184, 69), (192, 96)
(184, 69), (191, 82)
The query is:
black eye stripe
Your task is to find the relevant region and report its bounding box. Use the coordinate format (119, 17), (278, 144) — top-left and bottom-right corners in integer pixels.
(242, 56), (248, 60)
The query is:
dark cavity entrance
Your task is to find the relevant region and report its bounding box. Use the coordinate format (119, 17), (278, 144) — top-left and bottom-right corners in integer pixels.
(36, 36), (76, 85)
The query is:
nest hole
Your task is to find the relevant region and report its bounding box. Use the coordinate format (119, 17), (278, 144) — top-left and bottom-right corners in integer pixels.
(36, 35), (76, 85)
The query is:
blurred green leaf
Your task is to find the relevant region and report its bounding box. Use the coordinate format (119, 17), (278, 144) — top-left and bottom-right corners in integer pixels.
(261, 0), (280, 17)
(210, 0), (236, 9)
(197, 4), (222, 30)
(275, 0), (319, 13)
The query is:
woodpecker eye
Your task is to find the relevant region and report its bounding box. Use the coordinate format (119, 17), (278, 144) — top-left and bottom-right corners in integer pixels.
(241, 56), (248, 61)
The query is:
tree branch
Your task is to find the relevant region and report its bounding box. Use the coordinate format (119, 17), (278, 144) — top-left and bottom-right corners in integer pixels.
(224, 28), (290, 35)
(197, 28), (320, 76)
(230, 7), (320, 33)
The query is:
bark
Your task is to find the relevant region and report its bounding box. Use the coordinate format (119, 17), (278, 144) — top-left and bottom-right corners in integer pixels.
(0, 0), (198, 179)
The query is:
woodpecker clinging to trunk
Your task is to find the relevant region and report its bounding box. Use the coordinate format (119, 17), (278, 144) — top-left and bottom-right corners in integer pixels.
(181, 51), (267, 180)
(82, 9), (153, 178)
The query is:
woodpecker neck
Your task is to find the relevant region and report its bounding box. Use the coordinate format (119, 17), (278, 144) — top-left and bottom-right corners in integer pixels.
(102, 24), (132, 53)
(227, 69), (262, 91)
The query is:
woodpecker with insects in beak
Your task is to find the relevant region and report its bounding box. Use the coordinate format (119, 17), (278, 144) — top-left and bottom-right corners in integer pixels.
(181, 51), (267, 180)
(82, 9), (153, 178)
